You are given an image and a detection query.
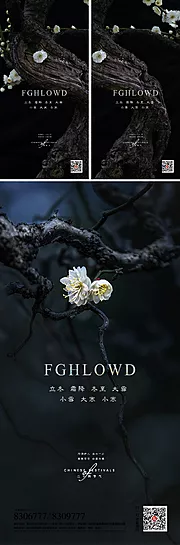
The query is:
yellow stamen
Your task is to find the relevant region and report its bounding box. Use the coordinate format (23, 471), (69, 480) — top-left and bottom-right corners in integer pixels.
(64, 280), (84, 292)
(93, 284), (109, 296)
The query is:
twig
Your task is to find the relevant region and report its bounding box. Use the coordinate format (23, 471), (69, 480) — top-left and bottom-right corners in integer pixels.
(0, 396), (73, 466)
(88, 302), (152, 504)
(88, 302), (110, 367)
(92, 183), (154, 231)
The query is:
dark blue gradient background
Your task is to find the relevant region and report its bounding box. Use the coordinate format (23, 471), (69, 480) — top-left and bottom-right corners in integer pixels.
(0, 181), (180, 544)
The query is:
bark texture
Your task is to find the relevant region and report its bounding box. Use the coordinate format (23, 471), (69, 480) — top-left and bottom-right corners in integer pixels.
(92, 2), (171, 179)
(5, 0), (88, 178)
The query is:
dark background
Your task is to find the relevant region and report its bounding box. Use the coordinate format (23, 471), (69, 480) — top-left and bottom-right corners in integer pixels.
(0, 181), (180, 544)
(92, 0), (180, 179)
(0, 1), (88, 179)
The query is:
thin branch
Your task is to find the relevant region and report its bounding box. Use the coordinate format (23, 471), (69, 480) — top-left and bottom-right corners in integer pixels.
(8, 306), (36, 358)
(92, 182), (154, 231)
(117, 396), (152, 504)
(40, 303), (88, 321)
(88, 302), (110, 367)
(88, 301), (152, 504)
(0, 396), (73, 466)
(66, 259), (87, 363)
(67, 312), (87, 362)
(7, 288), (89, 356)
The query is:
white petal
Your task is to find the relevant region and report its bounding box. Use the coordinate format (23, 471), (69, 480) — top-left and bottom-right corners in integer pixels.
(92, 294), (101, 304)
(85, 277), (92, 288)
(69, 268), (78, 279)
(103, 292), (112, 300)
(60, 276), (69, 285)
(90, 280), (98, 289)
(76, 300), (84, 306)
(79, 266), (87, 280)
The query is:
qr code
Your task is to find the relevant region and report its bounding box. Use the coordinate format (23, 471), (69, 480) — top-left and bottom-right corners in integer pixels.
(143, 506), (168, 532)
(70, 160), (83, 174)
(162, 160), (174, 173)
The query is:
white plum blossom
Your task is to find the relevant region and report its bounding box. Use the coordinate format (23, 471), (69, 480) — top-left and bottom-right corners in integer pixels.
(9, 69), (21, 84)
(153, 6), (161, 16)
(89, 280), (113, 304)
(143, 0), (155, 5)
(92, 49), (107, 63)
(155, 0), (162, 5)
(130, 25), (135, 29)
(2, 69), (22, 92)
(152, 25), (161, 33)
(60, 267), (113, 306)
(166, 11), (180, 27)
(60, 266), (91, 306)
(53, 25), (60, 33)
(113, 25), (119, 33)
(33, 50), (48, 63)
(0, 87), (5, 92)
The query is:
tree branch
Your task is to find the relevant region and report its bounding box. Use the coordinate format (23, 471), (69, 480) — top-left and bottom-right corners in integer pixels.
(24, 0), (54, 25)
(88, 301), (152, 504)
(36, 105), (88, 179)
(92, 26), (171, 178)
(92, 182), (154, 230)
(93, 0), (114, 27)
(5, 0), (88, 178)
(1, 213), (180, 280)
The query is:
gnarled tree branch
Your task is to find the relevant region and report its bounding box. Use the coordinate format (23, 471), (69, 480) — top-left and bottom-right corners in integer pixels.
(1, 213), (180, 279)
(92, 2), (171, 178)
(5, 0), (88, 178)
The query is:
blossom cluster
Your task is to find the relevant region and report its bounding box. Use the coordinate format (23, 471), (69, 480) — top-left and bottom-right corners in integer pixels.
(143, 0), (180, 35)
(0, 8), (11, 65)
(60, 266), (113, 306)
(100, 2), (180, 41)
(0, 0), (88, 91)
(0, 8), (11, 47)
(46, 0), (88, 34)
(0, 69), (22, 93)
